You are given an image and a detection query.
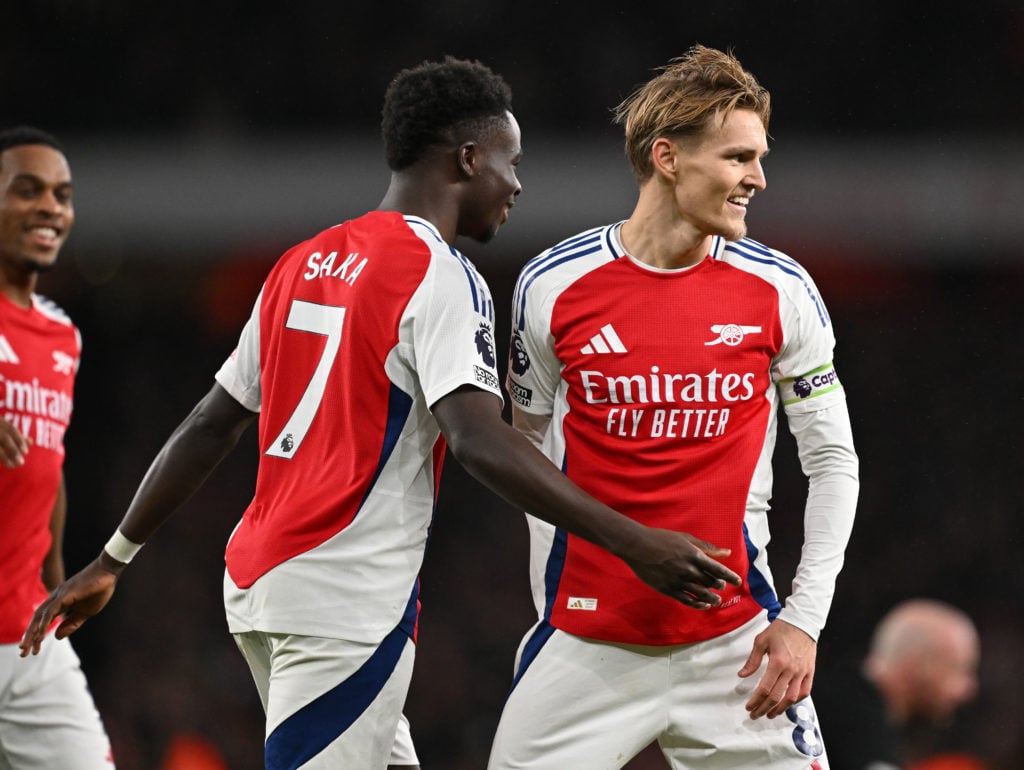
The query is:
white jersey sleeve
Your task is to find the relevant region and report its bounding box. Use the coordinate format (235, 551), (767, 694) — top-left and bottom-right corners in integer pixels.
(769, 263), (858, 640)
(775, 402), (859, 639)
(768, 260), (844, 416)
(215, 288), (264, 412)
(718, 238), (858, 641)
(405, 245), (502, 408)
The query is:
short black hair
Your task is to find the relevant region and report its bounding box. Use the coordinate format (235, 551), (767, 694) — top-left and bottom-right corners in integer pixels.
(381, 56), (513, 171)
(0, 125), (64, 158)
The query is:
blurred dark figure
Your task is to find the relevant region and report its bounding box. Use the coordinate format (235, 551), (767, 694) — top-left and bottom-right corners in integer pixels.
(815, 598), (981, 770)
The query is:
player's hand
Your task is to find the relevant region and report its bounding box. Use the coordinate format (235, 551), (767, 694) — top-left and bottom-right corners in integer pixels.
(19, 552), (126, 657)
(623, 529), (742, 609)
(738, 619), (816, 719)
(0, 417), (31, 468)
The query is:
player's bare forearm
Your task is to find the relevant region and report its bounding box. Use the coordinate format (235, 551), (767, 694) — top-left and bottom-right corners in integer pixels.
(19, 385), (255, 657)
(737, 619), (817, 719)
(117, 384), (256, 543)
(433, 387), (741, 607)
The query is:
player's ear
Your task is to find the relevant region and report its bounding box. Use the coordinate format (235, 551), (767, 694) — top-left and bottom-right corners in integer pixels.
(651, 137), (678, 182)
(456, 142), (477, 179)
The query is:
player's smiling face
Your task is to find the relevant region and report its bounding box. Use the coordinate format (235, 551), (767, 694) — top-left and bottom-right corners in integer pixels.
(669, 108), (767, 242)
(459, 110), (522, 244)
(0, 144), (74, 274)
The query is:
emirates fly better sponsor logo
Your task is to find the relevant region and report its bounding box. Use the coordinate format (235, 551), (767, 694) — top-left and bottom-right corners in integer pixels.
(0, 375), (73, 451)
(576, 324), (759, 440)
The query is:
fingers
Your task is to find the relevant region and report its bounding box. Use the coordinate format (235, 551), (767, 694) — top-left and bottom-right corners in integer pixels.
(55, 613), (89, 640)
(0, 424), (31, 468)
(742, 645), (814, 719)
(18, 592), (71, 657)
(19, 606), (54, 656)
(659, 566), (735, 609)
(19, 616), (48, 657)
(745, 671), (810, 719)
(737, 645), (764, 678)
(687, 538), (743, 586)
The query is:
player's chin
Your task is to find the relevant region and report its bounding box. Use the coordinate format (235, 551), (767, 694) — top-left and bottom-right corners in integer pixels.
(469, 222), (501, 245)
(716, 220), (747, 243)
(22, 253), (60, 274)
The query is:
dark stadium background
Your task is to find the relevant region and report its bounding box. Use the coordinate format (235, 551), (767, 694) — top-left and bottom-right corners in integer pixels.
(4, 3), (1022, 768)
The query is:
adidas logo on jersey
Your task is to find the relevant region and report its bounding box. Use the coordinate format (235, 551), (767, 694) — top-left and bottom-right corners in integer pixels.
(703, 323), (763, 346)
(566, 596), (598, 611)
(0, 335), (20, 364)
(580, 324), (627, 355)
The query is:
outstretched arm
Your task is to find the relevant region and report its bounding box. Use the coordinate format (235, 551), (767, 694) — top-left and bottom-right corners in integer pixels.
(432, 386), (742, 607)
(20, 384), (257, 655)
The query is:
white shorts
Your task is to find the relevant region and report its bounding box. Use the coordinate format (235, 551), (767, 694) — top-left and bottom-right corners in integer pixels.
(0, 638), (114, 770)
(488, 612), (828, 770)
(234, 624), (418, 769)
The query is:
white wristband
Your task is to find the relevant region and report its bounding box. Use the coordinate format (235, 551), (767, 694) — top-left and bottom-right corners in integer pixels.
(103, 529), (144, 564)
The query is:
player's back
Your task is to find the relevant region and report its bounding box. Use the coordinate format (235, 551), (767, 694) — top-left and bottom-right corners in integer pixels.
(219, 210), (502, 641)
(227, 211), (438, 588)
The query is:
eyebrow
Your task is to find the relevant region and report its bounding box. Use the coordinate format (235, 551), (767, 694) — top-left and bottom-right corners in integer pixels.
(11, 173), (73, 189)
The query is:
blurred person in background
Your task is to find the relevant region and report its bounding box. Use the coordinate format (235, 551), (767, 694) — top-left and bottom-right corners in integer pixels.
(0, 126), (115, 768)
(492, 44), (859, 769)
(815, 598), (982, 770)
(21, 57), (740, 770)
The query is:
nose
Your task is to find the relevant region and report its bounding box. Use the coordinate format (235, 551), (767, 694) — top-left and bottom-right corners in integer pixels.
(37, 187), (71, 217)
(748, 160), (766, 191)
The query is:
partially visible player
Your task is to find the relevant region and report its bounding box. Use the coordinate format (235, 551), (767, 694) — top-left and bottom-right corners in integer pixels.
(0, 126), (115, 768)
(490, 45), (859, 768)
(21, 58), (740, 770)
(815, 599), (981, 770)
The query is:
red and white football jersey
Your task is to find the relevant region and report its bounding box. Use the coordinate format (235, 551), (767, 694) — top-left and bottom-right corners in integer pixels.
(0, 293), (80, 643)
(507, 223), (847, 645)
(215, 212), (502, 643)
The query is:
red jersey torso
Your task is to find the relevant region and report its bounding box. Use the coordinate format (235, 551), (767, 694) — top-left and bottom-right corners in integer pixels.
(0, 293), (79, 642)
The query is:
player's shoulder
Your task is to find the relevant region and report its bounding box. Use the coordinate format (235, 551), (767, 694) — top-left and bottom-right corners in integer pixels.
(318, 211), (468, 269)
(716, 236), (831, 326)
(30, 294), (76, 328)
(270, 211), (448, 283)
(516, 223), (619, 291)
(715, 236), (813, 282)
(716, 237), (823, 296)
(396, 216), (494, 306)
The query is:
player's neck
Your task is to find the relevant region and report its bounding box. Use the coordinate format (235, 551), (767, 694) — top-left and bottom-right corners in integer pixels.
(0, 266), (37, 309)
(620, 215), (710, 270)
(378, 175), (457, 244)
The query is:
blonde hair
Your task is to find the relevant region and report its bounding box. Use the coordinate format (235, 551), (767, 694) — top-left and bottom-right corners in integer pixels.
(614, 45), (771, 182)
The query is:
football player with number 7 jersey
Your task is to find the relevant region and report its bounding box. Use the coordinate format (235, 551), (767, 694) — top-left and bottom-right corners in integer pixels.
(22, 58), (745, 770)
